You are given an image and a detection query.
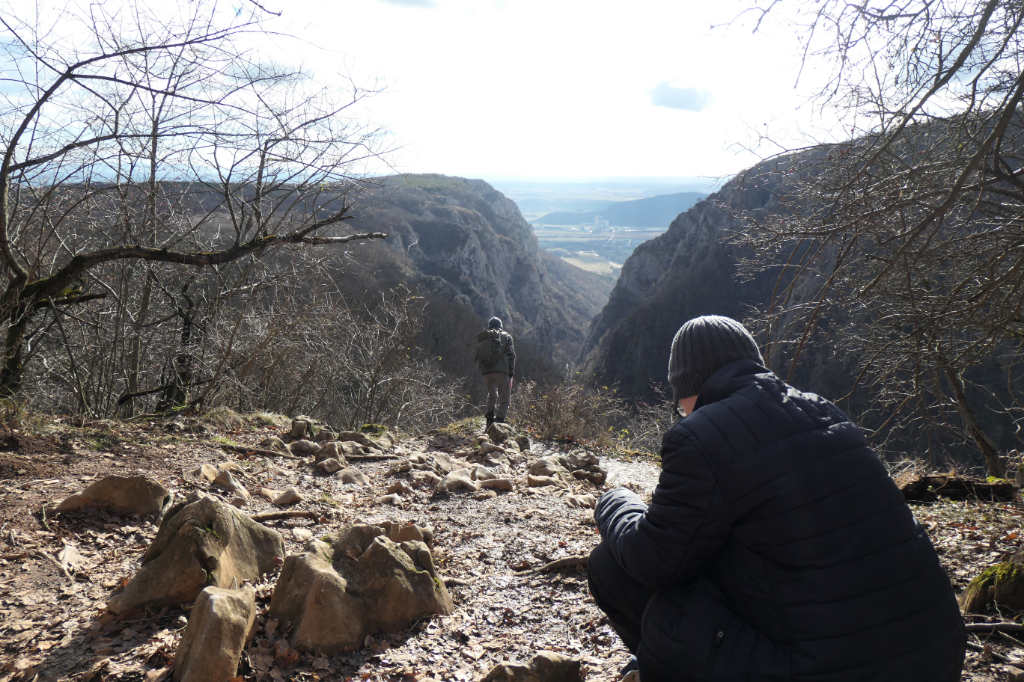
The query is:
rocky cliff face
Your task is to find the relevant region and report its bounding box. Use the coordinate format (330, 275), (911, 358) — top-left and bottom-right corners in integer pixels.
(346, 175), (613, 365)
(579, 173), (782, 399)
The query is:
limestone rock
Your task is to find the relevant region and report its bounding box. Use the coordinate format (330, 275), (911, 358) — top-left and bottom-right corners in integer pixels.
(337, 431), (382, 451)
(259, 436), (291, 454)
(372, 431), (395, 450)
(565, 494), (597, 509)
(514, 435), (531, 451)
(477, 442), (506, 458)
(486, 422), (514, 444)
(374, 494), (402, 506)
(197, 463), (218, 482)
(315, 442), (346, 466)
(527, 475), (562, 488)
(317, 458), (344, 475)
(214, 470), (250, 500)
(472, 465), (497, 481)
(960, 553), (1024, 613)
(291, 419), (312, 439)
(107, 495), (284, 614)
(481, 651), (583, 682)
(480, 478), (514, 491)
(315, 429), (338, 442)
(410, 471), (442, 488)
(172, 585), (256, 682)
(290, 439), (320, 458)
(440, 468), (481, 493)
(218, 461), (245, 475)
(340, 467), (370, 486)
(57, 475), (172, 517)
(292, 528), (313, 541)
(387, 480), (415, 495)
(260, 488), (282, 500)
(473, 490), (497, 500)
(268, 524), (454, 654)
(382, 522), (433, 547)
(529, 457), (568, 478)
(273, 488), (304, 506)
(572, 466), (607, 486)
(399, 452), (456, 476)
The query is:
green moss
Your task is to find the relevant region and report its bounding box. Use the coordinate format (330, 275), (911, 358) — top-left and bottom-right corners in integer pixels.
(360, 423), (387, 435)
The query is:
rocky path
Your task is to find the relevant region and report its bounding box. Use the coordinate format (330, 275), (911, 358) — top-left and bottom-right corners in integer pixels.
(0, 413), (1019, 681)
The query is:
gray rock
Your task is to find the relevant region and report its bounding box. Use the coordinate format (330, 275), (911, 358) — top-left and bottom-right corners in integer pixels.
(290, 420), (311, 439)
(440, 469), (480, 493)
(374, 494), (401, 506)
(197, 463), (218, 482)
(56, 475), (171, 517)
(480, 478), (513, 491)
(317, 458), (344, 474)
(386, 480), (415, 495)
(514, 434), (532, 451)
(214, 470), (250, 500)
(259, 436), (291, 454)
(473, 490), (497, 500)
(486, 422), (514, 444)
(268, 524), (453, 654)
(481, 652), (583, 682)
(107, 494), (284, 614)
(290, 439), (320, 458)
(315, 442), (346, 466)
(565, 494), (597, 509)
(340, 467), (370, 486)
(273, 487), (304, 506)
(172, 585), (256, 682)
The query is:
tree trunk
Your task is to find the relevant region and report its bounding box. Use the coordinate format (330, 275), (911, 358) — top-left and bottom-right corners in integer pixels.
(943, 364), (1005, 478)
(0, 306), (29, 397)
(156, 292), (197, 412)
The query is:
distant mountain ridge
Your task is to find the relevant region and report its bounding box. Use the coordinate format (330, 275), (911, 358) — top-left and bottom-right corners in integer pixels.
(533, 192), (707, 227)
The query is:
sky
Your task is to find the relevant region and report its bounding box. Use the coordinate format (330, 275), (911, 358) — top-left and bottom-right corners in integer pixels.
(17, 0), (838, 184)
(257, 0), (839, 183)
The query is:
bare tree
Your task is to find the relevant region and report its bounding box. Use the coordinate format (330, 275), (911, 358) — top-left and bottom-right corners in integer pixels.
(0, 0), (387, 402)
(730, 0), (1024, 476)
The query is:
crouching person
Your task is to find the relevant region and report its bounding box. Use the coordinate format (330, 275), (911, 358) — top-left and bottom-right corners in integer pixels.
(589, 315), (965, 681)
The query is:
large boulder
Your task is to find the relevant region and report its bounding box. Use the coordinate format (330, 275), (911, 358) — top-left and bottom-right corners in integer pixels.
(173, 585), (256, 682)
(486, 422), (514, 444)
(481, 652), (583, 682)
(56, 475), (172, 517)
(268, 524), (453, 654)
(106, 494), (284, 614)
(959, 551), (1024, 613)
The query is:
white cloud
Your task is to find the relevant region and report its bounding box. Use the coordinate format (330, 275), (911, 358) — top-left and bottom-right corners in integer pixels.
(650, 83), (712, 112)
(379, 0), (437, 7)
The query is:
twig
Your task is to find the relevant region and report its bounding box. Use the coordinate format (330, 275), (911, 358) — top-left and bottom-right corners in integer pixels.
(966, 638), (1012, 662)
(966, 622), (1024, 633)
(347, 454), (399, 462)
(34, 550), (72, 581)
(443, 577), (473, 587)
(1, 552), (29, 560)
(219, 444), (298, 460)
(249, 510), (319, 522)
(40, 502), (50, 532)
(516, 555), (590, 574)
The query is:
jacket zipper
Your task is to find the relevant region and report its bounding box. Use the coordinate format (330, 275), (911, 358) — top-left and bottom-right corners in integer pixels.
(702, 629), (725, 682)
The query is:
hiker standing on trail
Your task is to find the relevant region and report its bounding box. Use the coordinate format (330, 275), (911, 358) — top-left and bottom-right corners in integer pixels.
(588, 315), (965, 682)
(476, 317), (515, 428)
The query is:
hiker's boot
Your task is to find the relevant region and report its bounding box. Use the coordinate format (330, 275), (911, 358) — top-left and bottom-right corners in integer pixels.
(495, 417), (505, 423)
(485, 412), (495, 429)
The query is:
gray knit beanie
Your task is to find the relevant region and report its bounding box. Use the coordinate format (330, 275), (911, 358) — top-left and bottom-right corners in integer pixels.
(488, 317), (503, 330)
(667, 315), (763, 403)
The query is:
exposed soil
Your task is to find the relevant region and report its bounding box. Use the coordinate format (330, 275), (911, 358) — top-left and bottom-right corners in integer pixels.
(0, 414), (1019, 681)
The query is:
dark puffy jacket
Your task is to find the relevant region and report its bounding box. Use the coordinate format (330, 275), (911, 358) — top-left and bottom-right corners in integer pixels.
(595, 359), (965, 681)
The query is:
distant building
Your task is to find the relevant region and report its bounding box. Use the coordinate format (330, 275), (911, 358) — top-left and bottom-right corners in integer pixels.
(584, 215), (611, 233)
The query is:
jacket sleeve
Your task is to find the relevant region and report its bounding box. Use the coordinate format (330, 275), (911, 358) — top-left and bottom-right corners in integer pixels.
(594, 425), (730, 589)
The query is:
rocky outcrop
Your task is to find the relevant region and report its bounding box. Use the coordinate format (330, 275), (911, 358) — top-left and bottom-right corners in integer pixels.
(345, 175), (613, 362)
(578, 169), (785, 400)
(173, 585), (257, 682)
(56, 475), (171, 517)
(268, 523), (453, 654)
(107, 494), (284, 614)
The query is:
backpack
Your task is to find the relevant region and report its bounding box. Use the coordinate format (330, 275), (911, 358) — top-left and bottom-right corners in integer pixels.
(475, 329), (503, 365)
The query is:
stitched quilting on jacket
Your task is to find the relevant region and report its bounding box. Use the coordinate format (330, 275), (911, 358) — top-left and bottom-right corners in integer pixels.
(595, 359), (965, 681)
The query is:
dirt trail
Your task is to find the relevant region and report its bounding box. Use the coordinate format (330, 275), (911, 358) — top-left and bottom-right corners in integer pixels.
(0, 416), (1018, 681)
